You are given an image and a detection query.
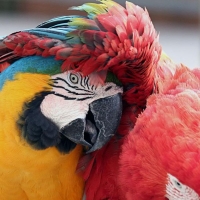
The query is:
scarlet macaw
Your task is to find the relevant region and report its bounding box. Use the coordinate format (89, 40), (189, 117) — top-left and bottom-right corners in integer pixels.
(81, 53), (200, 199)
(74, 2), (200, 199)
(74, 1), (162, 199)
(119, 63), (200, 199)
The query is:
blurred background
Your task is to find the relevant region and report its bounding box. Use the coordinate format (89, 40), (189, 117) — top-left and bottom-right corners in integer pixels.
(0, 0), (199, 68)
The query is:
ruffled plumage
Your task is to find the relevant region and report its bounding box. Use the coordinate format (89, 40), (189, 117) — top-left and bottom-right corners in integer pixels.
(1, 0), (161, 107)
(119, 65), (200, 199)
(74, 1), (161, 199)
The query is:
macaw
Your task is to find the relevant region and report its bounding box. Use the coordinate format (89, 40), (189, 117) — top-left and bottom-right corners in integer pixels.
(72, 1), (162, 200)
(80, 47), (200, 200)
(119, 63), (200, 200)
(71, 1), (200, 199)
(0, 52), (123, 200)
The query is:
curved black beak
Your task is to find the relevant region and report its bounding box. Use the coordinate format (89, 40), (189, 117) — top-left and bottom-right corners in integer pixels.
(60, 93), (122, 153)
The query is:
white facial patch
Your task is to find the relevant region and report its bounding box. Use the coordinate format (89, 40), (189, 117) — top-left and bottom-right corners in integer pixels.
(40, 71), (123, 129)
(165, 174), (200, 200)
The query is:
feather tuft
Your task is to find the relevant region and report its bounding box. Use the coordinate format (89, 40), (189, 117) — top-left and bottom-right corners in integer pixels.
(2, 0), (161, 107)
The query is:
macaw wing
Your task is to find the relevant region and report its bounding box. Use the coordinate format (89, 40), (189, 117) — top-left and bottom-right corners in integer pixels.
(0, 17), (75, 70)
(0, 17), (76, 72)
(2, 18), (117, 76)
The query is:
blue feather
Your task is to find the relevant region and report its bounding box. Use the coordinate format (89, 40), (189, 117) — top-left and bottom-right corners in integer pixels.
(24, 28), (71, 41)
(0, 56), (63, 90)
(36, 15), (87, 28)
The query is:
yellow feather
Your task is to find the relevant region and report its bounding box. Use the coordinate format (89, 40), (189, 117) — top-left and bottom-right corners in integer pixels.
(69, 0), (116, 19)
(0, 73), (84, 200)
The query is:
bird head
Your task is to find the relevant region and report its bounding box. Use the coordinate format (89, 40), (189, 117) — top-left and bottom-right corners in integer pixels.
(0, 55), (122, 153)
(119, 65), (200, 199)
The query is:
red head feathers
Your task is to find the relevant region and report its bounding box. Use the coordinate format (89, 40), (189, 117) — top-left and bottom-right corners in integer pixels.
(1, 0), (161, 107)
(76, 1), (161, 199)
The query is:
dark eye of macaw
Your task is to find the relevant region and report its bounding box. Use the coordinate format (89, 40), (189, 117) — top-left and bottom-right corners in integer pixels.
(165, 174), (199, 199)
(174, 180), (182, 189)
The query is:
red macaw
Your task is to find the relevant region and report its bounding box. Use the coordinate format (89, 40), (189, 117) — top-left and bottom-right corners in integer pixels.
(74, 1), (200, 199)
(75, 1), (162, 199)
(119, 63), (200, 199)
(81, 50), (200, 199)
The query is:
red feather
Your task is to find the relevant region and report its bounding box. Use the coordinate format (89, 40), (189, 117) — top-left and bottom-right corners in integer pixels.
(118, 65), (200, 199)
(78, 136), (124, 200)
(2, 1), (161, 107)
(0, 61), (10, 72)
(76, 1), (161, 199)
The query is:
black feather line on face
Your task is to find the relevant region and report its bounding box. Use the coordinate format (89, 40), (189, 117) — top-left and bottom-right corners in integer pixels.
(17, 91), (77, 154)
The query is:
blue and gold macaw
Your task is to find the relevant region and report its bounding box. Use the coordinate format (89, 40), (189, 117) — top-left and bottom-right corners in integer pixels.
(0, 2), (124, 199)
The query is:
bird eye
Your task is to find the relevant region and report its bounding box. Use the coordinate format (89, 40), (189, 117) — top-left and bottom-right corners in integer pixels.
(70, 74), (79, 84)
(173, 180), (182, 189)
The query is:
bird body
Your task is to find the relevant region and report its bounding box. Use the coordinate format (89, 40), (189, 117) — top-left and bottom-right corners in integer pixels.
(81, 56), (200, 200)
(0, 56), (123, 199)
(119, 65), (200, 199)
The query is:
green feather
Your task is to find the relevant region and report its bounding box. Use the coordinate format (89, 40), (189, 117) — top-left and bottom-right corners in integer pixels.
(106, 71), (122, 86)
(68, 18), (100, 30)
(69, 2), (108, 19)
